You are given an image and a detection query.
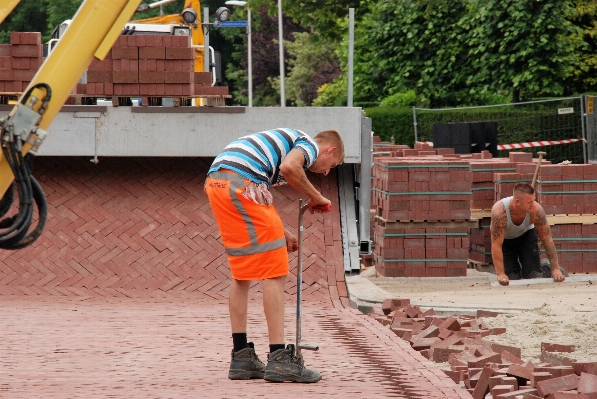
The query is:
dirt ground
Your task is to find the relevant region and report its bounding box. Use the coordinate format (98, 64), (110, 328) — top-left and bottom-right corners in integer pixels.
(364, 269), (597, 363)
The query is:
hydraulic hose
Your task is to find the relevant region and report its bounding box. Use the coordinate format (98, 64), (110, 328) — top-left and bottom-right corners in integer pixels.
(0, 83), (50, 250)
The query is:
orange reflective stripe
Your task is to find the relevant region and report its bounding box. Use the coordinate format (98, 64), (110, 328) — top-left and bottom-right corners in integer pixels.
(205, 171), (288, 280)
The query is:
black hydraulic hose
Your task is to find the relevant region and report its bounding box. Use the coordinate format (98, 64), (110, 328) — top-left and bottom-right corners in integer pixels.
(0, 82), (50, 249)
(0, 183), (14, 219)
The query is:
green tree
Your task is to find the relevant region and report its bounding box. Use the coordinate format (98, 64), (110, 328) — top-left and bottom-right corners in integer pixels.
(354, 0), (470, 107)
(568, 0), (597, 93)
(275, 32), (340, 106)
(0, 0), (49, 43)
(463, 0), (584, 102)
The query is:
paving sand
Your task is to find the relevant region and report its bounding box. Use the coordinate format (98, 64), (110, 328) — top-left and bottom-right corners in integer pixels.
(366, 271), (597, 363)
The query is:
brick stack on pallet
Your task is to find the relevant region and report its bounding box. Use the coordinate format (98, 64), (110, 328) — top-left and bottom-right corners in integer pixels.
(0, 32), (229, 105)
(543, 224), (597, 274)
(371, 298), (597, 399)
(372, 144), (473, 277)
(0, 32), (43, 95)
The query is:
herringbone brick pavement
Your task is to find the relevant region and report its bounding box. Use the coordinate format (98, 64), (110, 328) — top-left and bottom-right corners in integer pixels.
(0, 157), (348, 307)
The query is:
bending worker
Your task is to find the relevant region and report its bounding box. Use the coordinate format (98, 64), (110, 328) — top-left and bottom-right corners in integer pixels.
(490, 182), (567, 286)
(204, 128), (344, 383)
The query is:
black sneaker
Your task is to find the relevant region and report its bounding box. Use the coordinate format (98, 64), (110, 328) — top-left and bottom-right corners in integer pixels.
(540, 259), (569, 278)
(228, 342), (266, 380)
(264, 344), (322, 383)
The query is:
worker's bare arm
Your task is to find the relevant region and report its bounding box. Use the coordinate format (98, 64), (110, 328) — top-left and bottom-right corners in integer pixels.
(533, 204), (565, 282)
(279, 149), (330, 212)
(490, 201), (509, 285)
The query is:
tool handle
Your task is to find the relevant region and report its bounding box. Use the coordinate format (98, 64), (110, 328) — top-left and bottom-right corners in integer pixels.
(313, 204), (332, 212)
(299, 343), (319, 351)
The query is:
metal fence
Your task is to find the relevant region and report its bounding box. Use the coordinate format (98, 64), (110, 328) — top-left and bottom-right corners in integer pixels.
(413, 96), (587, 164)
(584, 95), (597, 163)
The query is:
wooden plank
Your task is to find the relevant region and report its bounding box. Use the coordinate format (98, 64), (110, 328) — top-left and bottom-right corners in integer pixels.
(546, 214), (597, 225)
(375, 215), (479, 229)
(471, 209), (491, 219)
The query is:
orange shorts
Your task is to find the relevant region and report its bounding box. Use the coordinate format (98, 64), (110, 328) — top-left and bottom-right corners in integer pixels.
(205, 170), (289, 280)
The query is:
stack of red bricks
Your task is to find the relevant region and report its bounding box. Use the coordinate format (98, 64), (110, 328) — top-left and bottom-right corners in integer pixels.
(371, 149), (472, 221)
(543, 224), (597, 274)
(372, 298), (597, 399)
(373, 223), (469, 277)
(468, 217), (492, 265)
(0, 32), (43, 94)
(371, 142), (472, 277)
(540, 163), (597, 216)
(84, 35), (204, 97)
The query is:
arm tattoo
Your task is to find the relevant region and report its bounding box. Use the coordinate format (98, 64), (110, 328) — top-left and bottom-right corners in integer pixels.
(491, 204), (507, 242)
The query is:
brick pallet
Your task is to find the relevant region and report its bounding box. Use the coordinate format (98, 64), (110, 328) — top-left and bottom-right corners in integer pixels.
(0, 32), (42, 96)
(371, 145), (475, 277)
(0, 32), (230, 105)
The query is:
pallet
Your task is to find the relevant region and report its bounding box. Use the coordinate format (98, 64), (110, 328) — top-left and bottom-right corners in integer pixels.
(471, 209), (491, 219)
(375, 215), (479, 229)
(546, 214), (597, 225)
(467, 259), (495, 274)
(63, 94), (231, 107)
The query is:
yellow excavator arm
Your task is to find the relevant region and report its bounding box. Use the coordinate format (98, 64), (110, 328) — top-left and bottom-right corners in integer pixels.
(0, 0), (20, 25)
(0, 0), (142, 249)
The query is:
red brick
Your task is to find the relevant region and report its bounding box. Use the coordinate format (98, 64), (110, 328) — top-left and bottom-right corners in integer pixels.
(507, 362), (535, 381)
(472, 367), (495, 399)
(439, 316), (461, 331)
(495, 389), (539, 399)
(87, 71), (113, 83)
(165, 47), (194, 60)
(164, 71), (192, 84)
(579, 372), (597, 394)
(574, 362), (597, 376)
(194, 72), (211, 84)
(139, 71), (165, 84)
(11, 44), (42, 58)
(381, 298), (410, 314)
(113, 71), (138, 83)
(13, 69), (36, 81)
(536, 373), (579, 397)
(501, 350), (524, 365)
(531, 371), (554, 387)
(112, 47), (138, 59)
(477, 309), (502, 318)
(492, 385), (515, 397)
(549, 393), (597, 399)
(541, 342), (575, 353)
(0, 68), (13, 81)
(139, 46), (166, 59)
(468, 352), (502, 368)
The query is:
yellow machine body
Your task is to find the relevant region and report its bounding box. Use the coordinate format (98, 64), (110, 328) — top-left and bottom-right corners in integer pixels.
(0, 0), (143, 197)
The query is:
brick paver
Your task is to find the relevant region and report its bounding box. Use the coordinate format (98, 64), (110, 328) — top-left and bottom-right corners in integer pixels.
(0, 297), (470, 398)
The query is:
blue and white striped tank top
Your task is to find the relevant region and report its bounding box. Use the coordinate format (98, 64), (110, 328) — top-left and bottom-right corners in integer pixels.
(208, 128), (319, 187)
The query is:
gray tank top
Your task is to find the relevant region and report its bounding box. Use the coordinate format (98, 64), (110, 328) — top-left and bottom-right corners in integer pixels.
(501, 196), (534, 239)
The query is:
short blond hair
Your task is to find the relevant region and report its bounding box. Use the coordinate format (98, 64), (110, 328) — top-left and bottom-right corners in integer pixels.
(314, 130), (345, 163)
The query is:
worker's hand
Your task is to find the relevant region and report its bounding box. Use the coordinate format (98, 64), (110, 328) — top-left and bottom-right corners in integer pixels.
(497, 273), (509, 286)
(284, 229), (298, 252)
(308, 197), (332, 214)
(552, 268), (565, 282)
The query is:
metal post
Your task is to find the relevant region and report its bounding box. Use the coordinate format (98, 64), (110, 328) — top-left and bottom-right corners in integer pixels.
(581, 95), (588, 164)
(358, 115), (372, 255)
(413, 106), (418, 143)
(348, 8), (354, 107)
(203, 7), (209, 76)
(278, 0), (285, 107)
(248, 7), (252, 107)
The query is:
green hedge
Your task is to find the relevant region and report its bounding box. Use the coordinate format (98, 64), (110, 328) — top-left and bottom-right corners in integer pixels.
(364, 106), (416, 147)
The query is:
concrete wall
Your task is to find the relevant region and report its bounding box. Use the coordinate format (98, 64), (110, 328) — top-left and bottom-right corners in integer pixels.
(0, 106), (364, 162)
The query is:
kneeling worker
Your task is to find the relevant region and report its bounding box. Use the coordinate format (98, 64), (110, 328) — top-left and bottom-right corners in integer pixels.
(490, 183), (567, 286)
